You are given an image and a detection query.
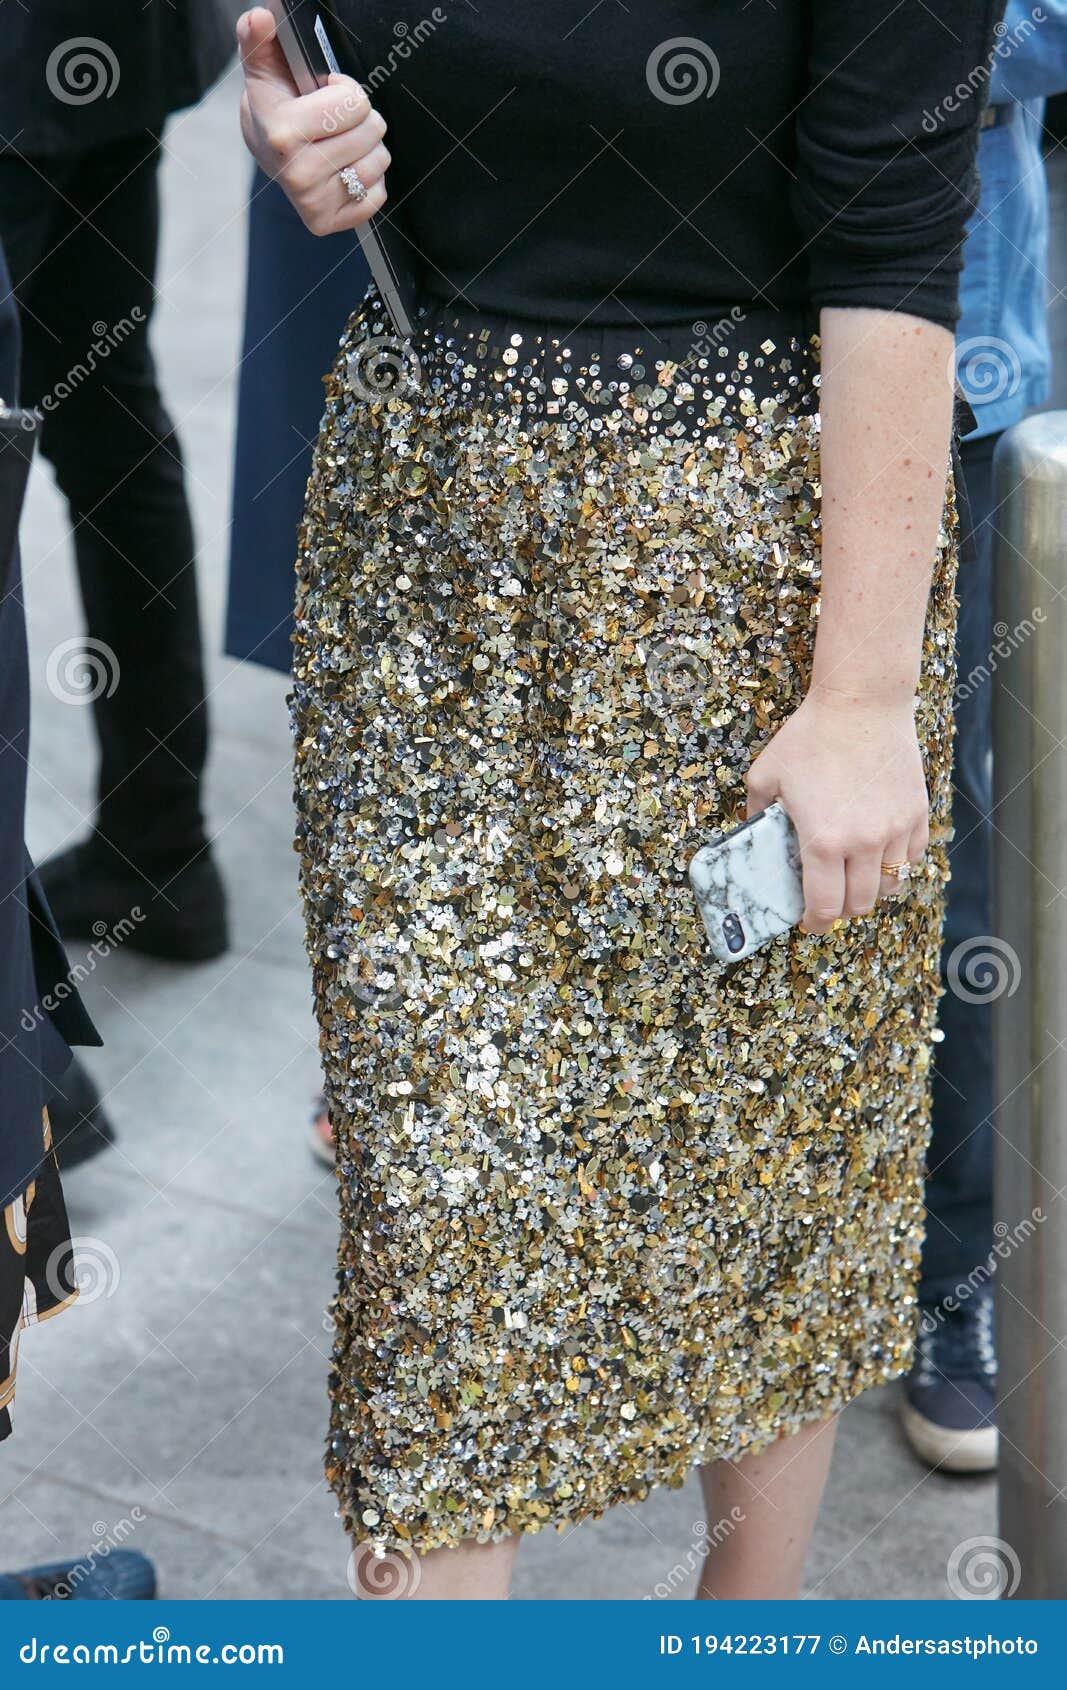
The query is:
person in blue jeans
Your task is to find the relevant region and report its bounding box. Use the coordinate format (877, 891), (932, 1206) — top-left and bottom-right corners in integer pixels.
(902, 1), (1067, 1472)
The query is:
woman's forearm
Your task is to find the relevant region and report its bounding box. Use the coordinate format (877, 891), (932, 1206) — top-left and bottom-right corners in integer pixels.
(810, 306), (956, 707)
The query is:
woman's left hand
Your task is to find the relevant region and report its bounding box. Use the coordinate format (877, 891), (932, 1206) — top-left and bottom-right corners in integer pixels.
(744, 686), (930, 935)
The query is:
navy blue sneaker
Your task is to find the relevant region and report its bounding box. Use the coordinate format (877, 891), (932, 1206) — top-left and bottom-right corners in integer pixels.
(901, 1290), (998, 1472)
(0, 1550), (156, 1600)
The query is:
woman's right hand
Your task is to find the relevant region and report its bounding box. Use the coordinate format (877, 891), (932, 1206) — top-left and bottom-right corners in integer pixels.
(237, 8), (390, 237)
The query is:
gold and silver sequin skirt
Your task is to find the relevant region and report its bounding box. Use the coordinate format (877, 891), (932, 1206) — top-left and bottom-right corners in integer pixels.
(292, 291), (959, 1557)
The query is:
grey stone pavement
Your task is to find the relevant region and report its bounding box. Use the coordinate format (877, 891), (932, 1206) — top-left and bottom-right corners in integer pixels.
(2, 75), (1065, 1602)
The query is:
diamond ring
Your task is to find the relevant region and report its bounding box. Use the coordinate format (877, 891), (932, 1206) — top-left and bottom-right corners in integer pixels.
(339, 166), (368, 203)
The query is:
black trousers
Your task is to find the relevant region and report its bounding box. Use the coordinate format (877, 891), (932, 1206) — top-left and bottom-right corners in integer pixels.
(0, 133), (208, 875)
(921, 429), (998, 1307)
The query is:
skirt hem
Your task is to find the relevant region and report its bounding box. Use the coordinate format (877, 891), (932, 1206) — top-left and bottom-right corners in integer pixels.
(332, 1346), (915, 1562)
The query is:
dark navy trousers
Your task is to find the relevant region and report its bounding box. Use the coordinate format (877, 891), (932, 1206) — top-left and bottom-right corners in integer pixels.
(921, 430), (998, 1307)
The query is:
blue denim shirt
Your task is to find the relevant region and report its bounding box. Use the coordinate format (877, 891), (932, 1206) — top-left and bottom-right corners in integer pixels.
(957, 1), (1067, 438)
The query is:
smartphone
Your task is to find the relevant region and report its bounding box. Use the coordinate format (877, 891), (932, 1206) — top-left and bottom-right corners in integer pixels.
(264, 0), (418, 339)
(688, 802), (805, 964)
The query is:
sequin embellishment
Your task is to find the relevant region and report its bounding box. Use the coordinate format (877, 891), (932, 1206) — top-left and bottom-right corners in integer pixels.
(292, 292), (959, 1557)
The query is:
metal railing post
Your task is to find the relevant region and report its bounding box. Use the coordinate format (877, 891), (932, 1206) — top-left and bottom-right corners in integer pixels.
(992, 410), (1067, 1599)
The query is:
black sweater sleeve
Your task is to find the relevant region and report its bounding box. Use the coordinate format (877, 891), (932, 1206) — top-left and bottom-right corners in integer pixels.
(789, 1), (1005, 329)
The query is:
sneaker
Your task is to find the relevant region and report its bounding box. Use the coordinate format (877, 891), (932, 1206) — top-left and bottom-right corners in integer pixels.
(0, 1549), (156, 1599)
(40, 839), (228, 963)
(901, 1290), (998, 1473)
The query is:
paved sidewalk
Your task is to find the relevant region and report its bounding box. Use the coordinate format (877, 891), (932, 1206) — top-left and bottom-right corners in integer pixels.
(6, 78), (1062, 1601)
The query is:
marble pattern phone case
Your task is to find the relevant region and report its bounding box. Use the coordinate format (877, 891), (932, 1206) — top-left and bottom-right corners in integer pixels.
(688, 801), (805, 963)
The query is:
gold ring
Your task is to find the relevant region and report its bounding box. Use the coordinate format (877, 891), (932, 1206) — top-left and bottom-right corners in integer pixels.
(880, 860), (911, 880)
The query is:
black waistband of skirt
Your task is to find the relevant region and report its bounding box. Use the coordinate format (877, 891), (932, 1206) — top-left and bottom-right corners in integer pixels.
(410, 291), (819, 358)
(353, 285), (823, 428)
